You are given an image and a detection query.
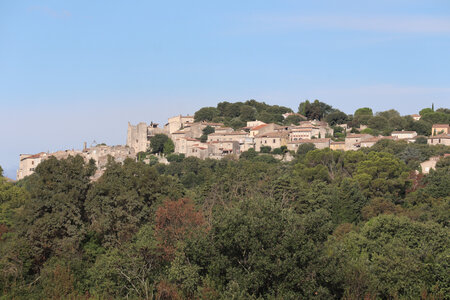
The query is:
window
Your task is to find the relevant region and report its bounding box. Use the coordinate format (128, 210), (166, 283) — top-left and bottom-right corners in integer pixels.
(273, 139), (276, 143)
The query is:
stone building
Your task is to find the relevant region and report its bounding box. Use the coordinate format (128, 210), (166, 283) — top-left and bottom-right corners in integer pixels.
(428, 134), (450, 146)
(17, 152), (47, 180)
(344, 134), (373, 151)
(391, 131), (417, 140)
(432, 124), (449, 136)
(254, 132), (289, 152)
(17, 145), (135, 181)
(287, 138), (331, 151)
(126, 122), (166, 153)
(166, 115), (195, 134)
(330, 141), (345, 151)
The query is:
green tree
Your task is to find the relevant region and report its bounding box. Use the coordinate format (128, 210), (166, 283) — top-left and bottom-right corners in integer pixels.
(326, 215), (449, 299)
(239, 105), (256, 122)
(259, 146), (271, 153)
(85, 159), (183, 247)
(150, 134), (170, 154)
(163, 138), (175, 155)
(325, 110), (348, 125)
(19, 156), (96, 264)
(296, 143), (316, 155)
(186, 197), (333, 298)
(298, 99), (333, 120)
(354, 107), (373, 117)
(194, 107), (219, 122)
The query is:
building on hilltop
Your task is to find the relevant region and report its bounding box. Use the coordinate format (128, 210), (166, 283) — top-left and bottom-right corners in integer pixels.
(391, 131), (417, 140)
(165, 115), (195, 134)
(287, 138), (331, 151)
(127, 122), (166, 153)
(17, 144), (135, 181)
(428, 134), (450, 146)
(431, 124), (449, 136)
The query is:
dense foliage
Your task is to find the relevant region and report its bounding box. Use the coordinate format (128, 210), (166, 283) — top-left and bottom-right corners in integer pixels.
(1, 101), (449, 299)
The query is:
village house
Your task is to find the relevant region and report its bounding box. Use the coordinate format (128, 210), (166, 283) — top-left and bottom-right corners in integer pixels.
(432, 124), (449, 136)
(411, 114), (421, 121)
(209, 141), (241, 157)
(354, 136), (397, 148)
(287, 138), (331, 151)
(165, 115), (195, 134)
(428, 134), (450, 146)
(289, 128), (313, 141)
(174, 137), (201, 155)
(17, 152), (48, 180)
(185, 143), (213, 159)
(246, 120), (266, 128)
(344, 134), (373, 151)
(254, 132), (289, 152)
(330, 141), (345, 151)
(249, 123), (274, 137)
(17, 145), (135, 181)
(391, 131), (417, 140)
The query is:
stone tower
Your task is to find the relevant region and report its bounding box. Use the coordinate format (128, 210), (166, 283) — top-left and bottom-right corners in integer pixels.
(126, 122), (150, 153)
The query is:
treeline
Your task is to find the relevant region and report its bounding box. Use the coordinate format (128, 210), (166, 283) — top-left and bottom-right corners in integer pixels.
(0, 137), (449, 299)
(194, 99), (450, 137)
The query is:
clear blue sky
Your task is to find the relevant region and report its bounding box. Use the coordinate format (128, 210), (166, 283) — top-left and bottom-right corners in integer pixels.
(1, 0), (449, 178)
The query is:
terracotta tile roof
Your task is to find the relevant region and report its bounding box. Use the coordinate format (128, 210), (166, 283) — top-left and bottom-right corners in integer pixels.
(432, 124), (449, 128)
(20, 152), (46, 160)
(250, 124), (268, 131)
(331, 141), (345, 144)
(346, 134), (373, 138)
(291, 128), (313, 132)
(429, 134), (450, 139)
(411, 114), (420, 117)
(391, 131), (417, 134)
(256, 132), (289, 138)
(208, 132), (248, 136)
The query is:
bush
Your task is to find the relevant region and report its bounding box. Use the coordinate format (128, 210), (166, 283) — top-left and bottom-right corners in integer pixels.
(260, 146), (272, 153)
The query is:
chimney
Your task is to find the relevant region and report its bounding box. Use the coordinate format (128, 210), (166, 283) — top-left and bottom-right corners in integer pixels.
(83, 142), (87, 151)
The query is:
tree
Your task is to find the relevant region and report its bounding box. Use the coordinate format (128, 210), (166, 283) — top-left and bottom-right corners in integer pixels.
(19, 156), (96, 264)
(185, 197), (333, 298)
(194, 107), (218, 122)
(155, 198), (206, 260)
(239, 148), (258, 160)
(150, 134), (169, 154)
(354, 152), (410, 199)
(368, 116), (389, 132)
(259, 146), (271, 153)
(298, 99), (333, 120)
(419, 107), (433, 116)
(283, 114), (304, 125)
(163, 139), (175, 155)
(354, 107), (373, 117)
(85, 159), (183, 247)
(239, 105), (256, 122)
(325, 110), (348, 125)
(296, 143), (316, 155)
(376, 109), (400, 120)
(326, 215), (449, 299)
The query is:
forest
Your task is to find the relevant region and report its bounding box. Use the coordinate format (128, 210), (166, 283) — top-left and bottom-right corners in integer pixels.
(0, 101), (449, 299)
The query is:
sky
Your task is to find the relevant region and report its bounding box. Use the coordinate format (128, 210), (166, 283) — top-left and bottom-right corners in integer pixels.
(1, 0), (449, 179)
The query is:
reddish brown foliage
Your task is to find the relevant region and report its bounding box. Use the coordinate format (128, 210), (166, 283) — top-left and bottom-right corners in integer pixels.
(0, 224), (8, 240)
(407, 171), (425, 193)
(155, 198), (207, 260)
(156, 280), (181, 300)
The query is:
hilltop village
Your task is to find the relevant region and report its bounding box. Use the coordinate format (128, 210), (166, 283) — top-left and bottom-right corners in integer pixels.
(17, 102), (450, 180)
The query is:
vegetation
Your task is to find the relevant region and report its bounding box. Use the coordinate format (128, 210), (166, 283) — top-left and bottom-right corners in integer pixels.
(0, 101), (449, 299)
